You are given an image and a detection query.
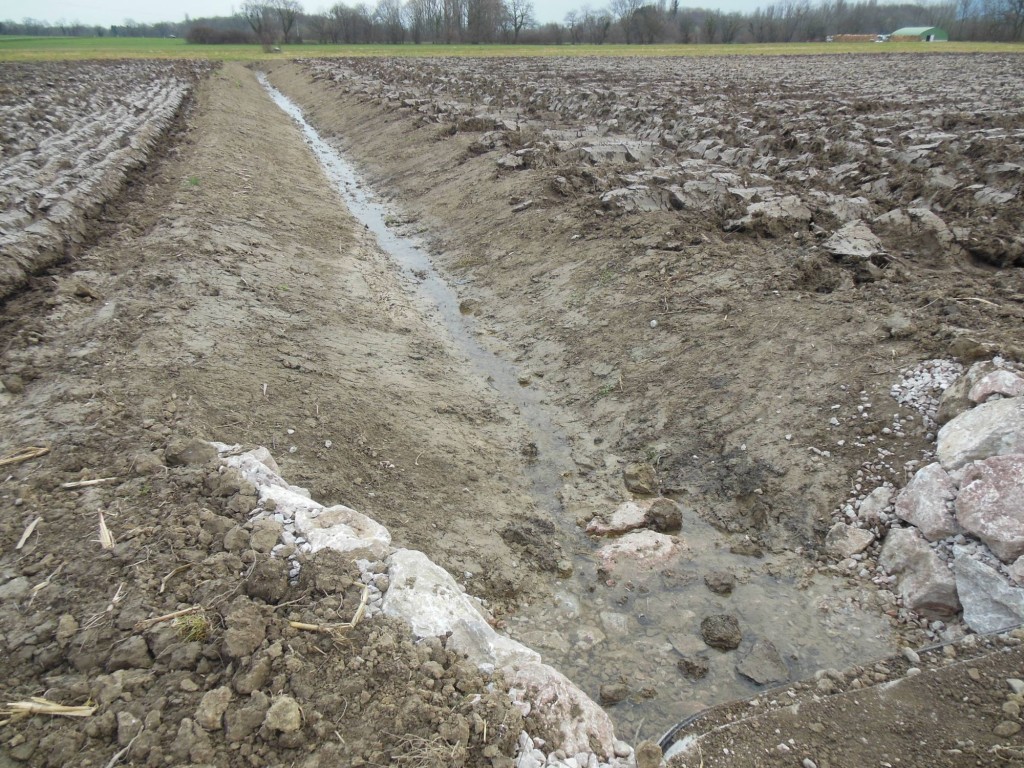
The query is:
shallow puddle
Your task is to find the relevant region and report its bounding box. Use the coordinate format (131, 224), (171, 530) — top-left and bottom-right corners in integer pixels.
(260, 74), (897, 742)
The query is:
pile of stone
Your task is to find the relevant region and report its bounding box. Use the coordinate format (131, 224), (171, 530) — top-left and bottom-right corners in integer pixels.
(214, 444), (639, 768)
(828, 360), (1024, 635)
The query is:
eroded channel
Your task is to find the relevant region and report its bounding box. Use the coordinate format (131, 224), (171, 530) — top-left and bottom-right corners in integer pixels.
(260, 74), (898, 742)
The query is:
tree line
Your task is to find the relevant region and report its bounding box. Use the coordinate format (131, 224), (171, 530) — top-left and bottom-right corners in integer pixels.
(2, 0), (1021, 43)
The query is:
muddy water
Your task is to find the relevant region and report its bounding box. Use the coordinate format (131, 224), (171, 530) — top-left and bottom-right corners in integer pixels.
(260, 75), (897, 742)
(259, 74), (571, 508)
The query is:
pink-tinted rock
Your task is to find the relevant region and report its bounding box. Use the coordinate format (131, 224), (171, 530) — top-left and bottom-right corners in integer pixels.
(955, 454), (1024, 563)
(586, 501), (649, 536)
(936, 361), (993, 425)
(502, 661), (616, 758)
(825, 522), (874, 558)
(586, 497), (683, 536)
(857, 485), (894, 524)
(936, 397), (1024, 471)
(596, 530), (682, 574)
(894, 462), (960, 541)
(879, 527), (960, 617)
(969, 370), (1024, 404)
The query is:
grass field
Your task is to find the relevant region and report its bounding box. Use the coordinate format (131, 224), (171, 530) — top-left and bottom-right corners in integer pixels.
(1, 35), (1022, 61)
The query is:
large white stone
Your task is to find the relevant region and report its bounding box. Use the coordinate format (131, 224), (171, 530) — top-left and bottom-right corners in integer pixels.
(293, 504), (391, 559)
(936, 397), (1024, 471)
(894, 462), (959, 542)
(953, 547), (1024, 633)
(383, 549), (540, 671)
(503, 662), (616, 759)
(879, 527), (960, 617)
(955, 454), (1024, 563)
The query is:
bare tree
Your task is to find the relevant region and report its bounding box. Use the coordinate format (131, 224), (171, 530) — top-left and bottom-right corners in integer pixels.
(1003, 0), (1024, 38)
(466, 0), (502, 41)
(272, 0), (301, 43)
(610, 0), (643, 41)
(242, 1), (276, 47)
(376, 0), (405, 42)
(442, 0), (466, 41)
(504, 0), (534, 41)
(407, 0), (443, 42)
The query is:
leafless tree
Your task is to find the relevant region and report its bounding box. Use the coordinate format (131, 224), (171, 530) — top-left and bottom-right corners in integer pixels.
(442, 0), (466, 41)
(376, 0), (406, 42)
(466, 0), (502, 42)
(407, 0), (443, 42)
(272, 0), (301, 43)
(610, 0), (643, 41)
(242, 1), (276, 47)
(504, 0), (534, 41)
(1002, 0), (1024, 38)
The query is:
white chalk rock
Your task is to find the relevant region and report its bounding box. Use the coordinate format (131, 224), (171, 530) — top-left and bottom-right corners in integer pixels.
(503, 662), (616, 759)
(383, 549), (540, 671)
(825, 522), (874, 558)
(223, 448), (294, 494)
(259, 483), (321, 520)
(293, 504), (391, 559)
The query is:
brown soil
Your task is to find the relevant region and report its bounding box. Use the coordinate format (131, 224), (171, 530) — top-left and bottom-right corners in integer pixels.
(0, 62), (544, 768)
(1, 52), (1023, 768)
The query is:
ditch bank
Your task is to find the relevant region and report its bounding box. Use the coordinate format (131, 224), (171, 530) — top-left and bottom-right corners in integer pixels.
(262, 54), (1024, 751)
(261, 62), (907, 741)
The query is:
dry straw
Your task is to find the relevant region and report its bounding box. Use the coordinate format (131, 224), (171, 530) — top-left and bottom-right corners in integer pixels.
(97, 510), (115, 549)
(289, 584), (369, 634)
(15, 517), (41, 550)
(1, 697), (95, 724)
(0, 446), (49, 467)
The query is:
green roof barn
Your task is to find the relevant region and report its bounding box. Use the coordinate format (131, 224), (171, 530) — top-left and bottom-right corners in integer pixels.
(890, 26), (949, 41)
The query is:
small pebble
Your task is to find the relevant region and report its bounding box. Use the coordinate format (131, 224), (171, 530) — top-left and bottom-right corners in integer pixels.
(802, 759), (818, 768)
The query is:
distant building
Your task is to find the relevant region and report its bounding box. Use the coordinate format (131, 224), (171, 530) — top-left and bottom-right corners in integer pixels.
(890, 26), (949, 42)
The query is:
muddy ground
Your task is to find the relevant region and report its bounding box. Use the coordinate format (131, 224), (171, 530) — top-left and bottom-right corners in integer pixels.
(1, 53), (1023, 767)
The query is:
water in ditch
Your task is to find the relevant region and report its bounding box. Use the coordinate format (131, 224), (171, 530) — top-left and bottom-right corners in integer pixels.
(260, 74), (898, 743)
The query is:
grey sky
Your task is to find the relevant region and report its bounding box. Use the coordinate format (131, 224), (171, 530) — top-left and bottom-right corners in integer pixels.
(3, 0), (765, 28)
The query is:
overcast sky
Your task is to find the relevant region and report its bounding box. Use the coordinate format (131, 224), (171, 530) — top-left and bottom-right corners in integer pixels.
(3, 0), (765, 27)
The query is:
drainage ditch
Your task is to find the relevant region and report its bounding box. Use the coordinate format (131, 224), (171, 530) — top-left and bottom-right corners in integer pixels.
(260, 73), (898, 742)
